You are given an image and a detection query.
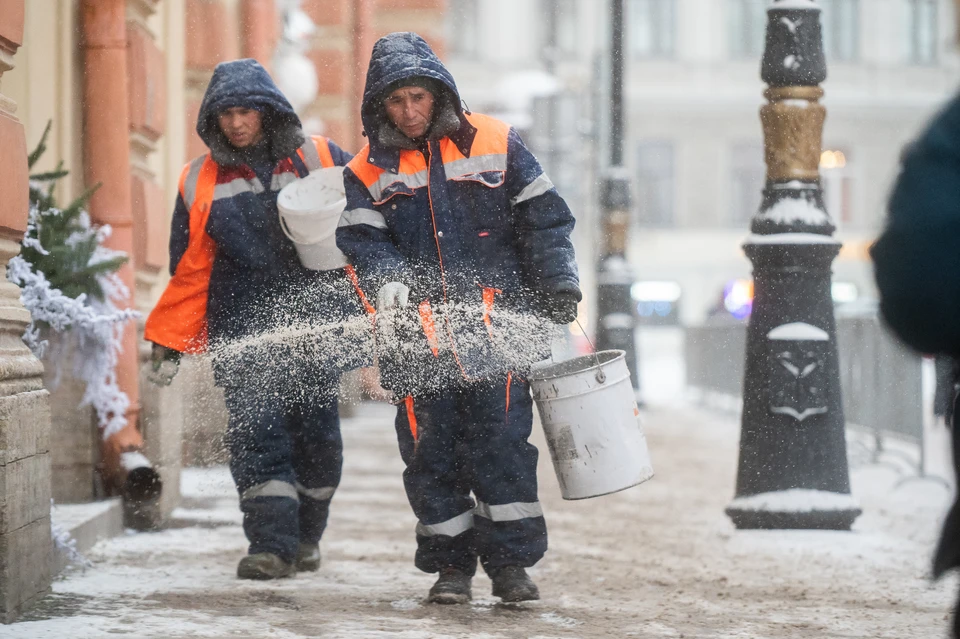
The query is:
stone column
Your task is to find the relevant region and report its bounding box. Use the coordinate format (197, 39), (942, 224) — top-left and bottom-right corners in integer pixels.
(176, 0), (234, 468)
(241, 0), (277, 68)
(302, 0), (353, 145)
(184, 0), (238, 159)
(81, 0), (148, 496)
(0, 0), (54, 622)
(725, 0), (860, 530)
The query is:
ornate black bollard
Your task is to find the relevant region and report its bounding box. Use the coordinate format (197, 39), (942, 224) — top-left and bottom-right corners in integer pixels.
(725, 0), (861, 531)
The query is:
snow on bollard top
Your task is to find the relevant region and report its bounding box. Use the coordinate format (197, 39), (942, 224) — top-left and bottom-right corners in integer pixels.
(767, 322), (829, 341)
(727, 489), (860, 513)
(768, 0), (820, 11)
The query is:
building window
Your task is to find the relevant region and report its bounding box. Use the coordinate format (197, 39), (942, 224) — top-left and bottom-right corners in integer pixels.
(636, 142), (675, 228)
(542, 0), (579, 59)
(820, 148), (854, 227)
(728, 0), (767, 59)
(906, 0), (938, 65)
(447, 0), (480, 58)
(629, 0), (676, 59)
(729, 142), (765, 227)
(819, 0), (859, 62)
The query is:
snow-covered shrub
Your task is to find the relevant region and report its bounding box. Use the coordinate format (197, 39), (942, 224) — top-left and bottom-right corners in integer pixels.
(7, 123), (139, 439)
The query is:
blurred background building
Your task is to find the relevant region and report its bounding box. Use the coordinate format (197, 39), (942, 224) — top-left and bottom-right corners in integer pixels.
(444, 0), (960, 326)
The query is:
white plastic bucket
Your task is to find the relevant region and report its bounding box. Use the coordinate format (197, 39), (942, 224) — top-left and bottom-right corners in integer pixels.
(529, 349), (654, 500)
(277, 166), (348, 270)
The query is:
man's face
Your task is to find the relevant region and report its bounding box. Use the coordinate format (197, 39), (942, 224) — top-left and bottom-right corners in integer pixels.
(217, 106), (264, 148)
(383, 86), (435, 140)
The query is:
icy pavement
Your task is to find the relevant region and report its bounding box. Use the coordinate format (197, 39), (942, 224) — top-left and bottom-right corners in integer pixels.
(4, 393), (956, 639)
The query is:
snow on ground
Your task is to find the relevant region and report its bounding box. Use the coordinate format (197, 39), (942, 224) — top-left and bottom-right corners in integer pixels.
(7, 328), (959, 638)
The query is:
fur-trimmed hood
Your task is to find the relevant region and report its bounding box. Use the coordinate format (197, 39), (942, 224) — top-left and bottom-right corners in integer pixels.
(197, 59), (305, 166)
(360, 33), (466, 153)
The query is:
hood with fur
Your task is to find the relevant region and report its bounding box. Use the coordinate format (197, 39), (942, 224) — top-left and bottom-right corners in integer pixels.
(197, 59), (305, 166)
(360, 33), (464, 153)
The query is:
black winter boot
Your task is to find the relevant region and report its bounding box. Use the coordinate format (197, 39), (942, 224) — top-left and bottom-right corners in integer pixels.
(490, 566), (540, 602)
(295, 543), (321, 572)
(237, 553), (296, 580)
(427, 567), (473, 604)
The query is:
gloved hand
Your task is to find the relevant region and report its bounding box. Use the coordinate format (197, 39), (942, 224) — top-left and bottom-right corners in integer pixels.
(377, 281), (410, 311)
(540, 292), (580, 325)
(148, 343), (182, 386)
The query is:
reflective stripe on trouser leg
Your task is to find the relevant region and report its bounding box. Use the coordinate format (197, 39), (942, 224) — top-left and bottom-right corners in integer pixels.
(395, 393), (478, 575)
(465, 376), (547, 572)
(291, 386), (343, 545)
(224, 385), (300, 563)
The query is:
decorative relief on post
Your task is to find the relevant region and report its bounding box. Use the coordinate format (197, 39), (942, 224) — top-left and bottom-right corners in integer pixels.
(766, 322), (830, 423)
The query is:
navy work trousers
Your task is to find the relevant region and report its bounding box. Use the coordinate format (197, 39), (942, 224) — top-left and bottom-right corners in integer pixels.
(223, 381), (342, 563)
(394, 375), (547, 576)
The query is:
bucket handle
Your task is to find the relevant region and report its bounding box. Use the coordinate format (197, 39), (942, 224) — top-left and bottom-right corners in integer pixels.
(575, 318), (606, 384)
(279, 211), (306, 244)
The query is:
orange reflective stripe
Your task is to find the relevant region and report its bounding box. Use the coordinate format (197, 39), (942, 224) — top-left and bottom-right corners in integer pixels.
(418, 301), (440, 358)
(481, 286), (502, 338)
(405, 395), (418, 441)
(346, 146), (380, 187)
(144, 156), (218, 353)
(505, 372), (512, 420)
(345, 265), (375, 315)
(439, 113), (510, 167)
(314, 135), (335, 168)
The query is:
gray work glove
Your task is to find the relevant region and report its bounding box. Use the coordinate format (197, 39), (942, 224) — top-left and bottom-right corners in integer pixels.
(148, 343), (182, 386)
(540, 292), (580, 325)
(377, 281), (410, 311)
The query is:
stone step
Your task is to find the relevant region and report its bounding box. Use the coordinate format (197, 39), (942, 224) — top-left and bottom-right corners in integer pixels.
(51, 498), (123, 574)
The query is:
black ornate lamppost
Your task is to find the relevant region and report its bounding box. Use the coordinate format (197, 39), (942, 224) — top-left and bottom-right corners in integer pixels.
(725, 0), (861, 530)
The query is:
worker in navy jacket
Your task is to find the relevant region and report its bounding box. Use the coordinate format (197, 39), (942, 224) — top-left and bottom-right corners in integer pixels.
(146, 59), (370, 580)
(872, 88), (960, 637)
(337, 32), (581, 604)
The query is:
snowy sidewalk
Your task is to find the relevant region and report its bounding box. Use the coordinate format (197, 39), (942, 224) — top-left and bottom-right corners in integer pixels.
(7, 401), (958, 639)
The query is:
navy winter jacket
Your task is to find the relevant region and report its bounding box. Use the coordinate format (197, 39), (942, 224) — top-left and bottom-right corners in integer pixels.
(335, 33), (580, 382)
(872, 93), (960, 581)
(873, 94), (960, 356)
(145, 59), (365, 384)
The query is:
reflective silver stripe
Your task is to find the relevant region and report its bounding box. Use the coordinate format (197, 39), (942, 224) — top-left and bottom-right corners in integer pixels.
(339, 207), (388, 230)
(295, 482), (336, 501)
(415, 510), (474, 537)
(241, 480), (299, 501)
(368, 170), (428, 202)
(510, 173), (555, 206)
(270, 171), (299, 192)
(182, 156), (207, 210)
(213, 177), (263, 201)
(445, 153), (507, 177)
(474, 500), (543, 522)
(301, 138), (322, 172)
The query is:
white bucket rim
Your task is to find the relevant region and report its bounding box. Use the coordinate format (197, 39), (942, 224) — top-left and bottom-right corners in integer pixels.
(529, 349), (625, 381)
(278, 195), (347, 218)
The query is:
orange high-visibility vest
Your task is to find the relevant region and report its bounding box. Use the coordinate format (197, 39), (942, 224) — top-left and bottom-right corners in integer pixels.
(144, 136), (343, 353)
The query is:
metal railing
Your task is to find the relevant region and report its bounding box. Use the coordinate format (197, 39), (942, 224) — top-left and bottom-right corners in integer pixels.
(685, 313), (939, 481)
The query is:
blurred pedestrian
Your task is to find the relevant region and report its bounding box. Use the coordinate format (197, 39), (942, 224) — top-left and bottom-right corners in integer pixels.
(145, 59), (371, 580)
(871, 3), (960, 627)
(337, 32), (581, 604)
(935, 356), (957, 425)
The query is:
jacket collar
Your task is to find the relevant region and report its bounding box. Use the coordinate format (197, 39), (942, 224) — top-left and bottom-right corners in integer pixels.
(366, 116), (479, 174)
